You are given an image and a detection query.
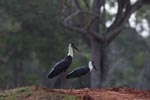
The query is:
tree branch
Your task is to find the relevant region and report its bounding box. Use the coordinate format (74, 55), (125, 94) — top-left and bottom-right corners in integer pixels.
(63, 10), (86, 34)
(101, 0), (106, 32)
(83, 0), (90, 10)
(106, 1), (143, 44)
(64, 10), (101, 27)
(63, 0), (105, 43)
(73, 0), (82, 10)
(83, 12), (104, 42)
(85, 16), (97, 30)
(63, 10), (103, 42)
(107, 0), (125, 32)
(89, 31), (104, 42)
(64, 10), (80, 23)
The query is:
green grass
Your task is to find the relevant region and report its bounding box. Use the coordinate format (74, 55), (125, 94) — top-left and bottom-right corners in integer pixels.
(63, 95), (76, 100)
(0, 87), (32, 100)
(0, 86), (79, 100)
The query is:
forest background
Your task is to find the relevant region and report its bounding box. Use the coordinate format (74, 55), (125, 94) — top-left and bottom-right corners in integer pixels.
(0, 0), (150, 90)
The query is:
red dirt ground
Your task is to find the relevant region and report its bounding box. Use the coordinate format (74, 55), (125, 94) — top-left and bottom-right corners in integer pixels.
(35, 86), (150, 100)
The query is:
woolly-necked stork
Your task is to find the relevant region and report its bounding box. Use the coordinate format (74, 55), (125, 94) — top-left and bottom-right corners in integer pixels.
(66, 61), (96, 79)
(48, 43), (79, 79)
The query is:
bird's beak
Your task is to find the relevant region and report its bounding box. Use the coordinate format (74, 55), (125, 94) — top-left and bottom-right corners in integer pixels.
(72, 45), (80, 52)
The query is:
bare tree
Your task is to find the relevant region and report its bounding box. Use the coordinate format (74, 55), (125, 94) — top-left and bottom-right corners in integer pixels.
(61, 0), (146, 88)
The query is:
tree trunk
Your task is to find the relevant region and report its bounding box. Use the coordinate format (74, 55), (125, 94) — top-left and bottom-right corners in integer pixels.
(62, 0), (142, 88)
(13, 59), (23, 87)
(12, 48), (24, 87)
(90, 39), (109, 88)
(100, 41), (109, 87)
(90, 39), (101, 88)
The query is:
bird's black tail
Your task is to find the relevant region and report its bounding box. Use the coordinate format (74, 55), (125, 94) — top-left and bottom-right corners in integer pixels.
(47, 70), (55, 79)
(66, 74), (72, 79)
(47, 74), (53, 79)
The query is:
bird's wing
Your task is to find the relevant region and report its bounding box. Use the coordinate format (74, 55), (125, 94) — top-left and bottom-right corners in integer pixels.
(48, 58), (71, 78)
(54, 59), (70, 70)
(66, 67), (89, 79)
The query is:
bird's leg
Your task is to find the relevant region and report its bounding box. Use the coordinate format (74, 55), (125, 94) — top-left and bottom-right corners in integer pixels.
(59, 72), (66, 92)
(54, 72), (67, 92)
(60, 71), (67, 88)
(74, 78), (79, 89)
(69, 80), (74, 93)
(79, 77), (83, 88)
(69, 84), (73, 93)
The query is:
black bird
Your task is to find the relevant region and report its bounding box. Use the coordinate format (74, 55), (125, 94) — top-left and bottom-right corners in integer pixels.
(66, 61), (96, 79)
(48, 43), (79, 79)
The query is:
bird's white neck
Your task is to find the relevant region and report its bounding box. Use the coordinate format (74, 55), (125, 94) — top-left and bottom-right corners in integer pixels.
(67, 45), (73, 57)
(89, 62), (93, 72)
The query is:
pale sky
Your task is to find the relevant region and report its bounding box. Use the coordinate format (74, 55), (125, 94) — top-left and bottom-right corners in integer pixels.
(105, 0), (150, 37)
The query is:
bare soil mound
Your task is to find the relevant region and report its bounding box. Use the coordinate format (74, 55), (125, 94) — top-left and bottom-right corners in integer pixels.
(0, 86), (150, 100)
(53, 87), (150, 100)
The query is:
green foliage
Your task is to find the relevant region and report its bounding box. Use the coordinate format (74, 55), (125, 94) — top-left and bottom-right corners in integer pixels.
(0, 86), (78, 100)
(17, 87), (30, 93)
(108, 26), (148, 88)
(133, 52), (146, 68)
(0, 87), (32, 100)
(64, 95), (76, 100)
(0, 0), (80, 88)
(0, 0), (149, 89)
(136, 6), (150, 19)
